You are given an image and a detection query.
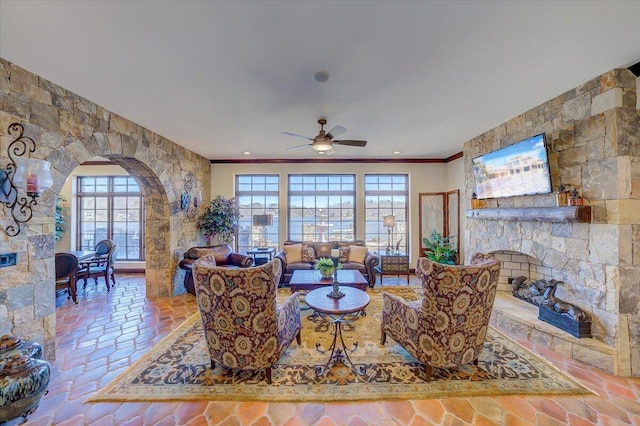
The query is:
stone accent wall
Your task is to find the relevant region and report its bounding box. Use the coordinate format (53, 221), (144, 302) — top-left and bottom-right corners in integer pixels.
(0, 59), (210, 358)
(464, 69), (640, 376)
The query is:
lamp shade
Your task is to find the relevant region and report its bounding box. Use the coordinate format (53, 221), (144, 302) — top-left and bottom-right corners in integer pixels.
(253, 214), (273, 226)
(12, 157), (53, 196)
(383, 215), (395, 228)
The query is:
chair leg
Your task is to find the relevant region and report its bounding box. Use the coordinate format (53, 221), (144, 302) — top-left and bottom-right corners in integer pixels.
(380, 330), (386, 345)
(210, 360), (215, 369)
(424, 365), (432, 382)
(104, 270), (110, 291)
(264, 368), (272, 384)
(473, 358), (479, 366)
(296, 330), (301, 345)
(69, 277), (78, 304)
(111, 269), (116, 287)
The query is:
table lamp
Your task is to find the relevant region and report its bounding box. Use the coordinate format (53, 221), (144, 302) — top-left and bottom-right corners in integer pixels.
(252, 214), (273, 249)
(383, 215), (395, 254)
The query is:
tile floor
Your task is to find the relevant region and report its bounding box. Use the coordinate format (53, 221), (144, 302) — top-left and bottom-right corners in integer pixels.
(24, 273), (640, 425)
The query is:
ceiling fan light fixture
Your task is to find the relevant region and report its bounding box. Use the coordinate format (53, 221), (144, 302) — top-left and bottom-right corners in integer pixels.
(311, 140), (332, 151)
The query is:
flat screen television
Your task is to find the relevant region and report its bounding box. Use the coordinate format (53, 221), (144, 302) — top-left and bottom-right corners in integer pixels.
(472, 133), (552, 199)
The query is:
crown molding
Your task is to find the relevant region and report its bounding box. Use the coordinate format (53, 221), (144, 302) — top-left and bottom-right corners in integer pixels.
(210, 153), (463, 165)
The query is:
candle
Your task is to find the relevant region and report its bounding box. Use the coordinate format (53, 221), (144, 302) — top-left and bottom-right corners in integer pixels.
(26, 173), (39, 193)
(331, 249), (339, 258)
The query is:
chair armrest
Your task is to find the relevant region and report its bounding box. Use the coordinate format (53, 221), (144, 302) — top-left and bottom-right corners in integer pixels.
(381, 292), (422, 354)
(274, 251), (287, 284)
(228, 253), (254, 267)
(178, 258), (195, 272)
(363, 252), (380, 286)
(276, 292), (302, 342)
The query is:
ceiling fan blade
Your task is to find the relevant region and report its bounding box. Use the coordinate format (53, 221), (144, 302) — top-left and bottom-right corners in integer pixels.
(326, 125), (347, 140)
(333, 140), (367, 147)
(282, 131), (312, 140)
(286, 143), (312, 151)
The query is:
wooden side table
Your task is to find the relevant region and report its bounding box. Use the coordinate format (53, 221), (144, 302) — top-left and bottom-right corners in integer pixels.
(247, 247), (276, 265)
(304, 286), (370, 376)
(375, 253), (410, 284)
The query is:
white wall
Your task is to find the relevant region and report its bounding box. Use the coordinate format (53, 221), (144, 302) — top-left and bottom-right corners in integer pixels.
(57, 161), (144, 270)
(211, 160), (463, 268)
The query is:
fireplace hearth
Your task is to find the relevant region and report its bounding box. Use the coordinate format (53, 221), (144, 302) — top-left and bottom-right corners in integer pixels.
(511, 276), (592, 338)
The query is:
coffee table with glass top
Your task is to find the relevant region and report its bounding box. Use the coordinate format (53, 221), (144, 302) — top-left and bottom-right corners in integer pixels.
(288, 269), (368, 293)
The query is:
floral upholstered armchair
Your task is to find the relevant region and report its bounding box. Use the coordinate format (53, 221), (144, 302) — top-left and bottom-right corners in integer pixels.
(380, 253), (501, 381)
(192, 256), (301, 384)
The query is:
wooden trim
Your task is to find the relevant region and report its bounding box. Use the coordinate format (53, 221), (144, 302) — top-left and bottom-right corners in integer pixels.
(445, 151), (464, 162)
(210, 154), (463, 165)
(465, 206), (591, 223)
(80, 160), (115, 166)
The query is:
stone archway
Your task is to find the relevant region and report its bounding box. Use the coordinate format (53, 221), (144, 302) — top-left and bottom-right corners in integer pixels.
(1, 59), (210, 357)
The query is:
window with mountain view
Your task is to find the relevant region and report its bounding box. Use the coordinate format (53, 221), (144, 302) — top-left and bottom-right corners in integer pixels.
(288, 174), (356, 242)
(236, 175), (279, 254)
(364, 174), (408, 254)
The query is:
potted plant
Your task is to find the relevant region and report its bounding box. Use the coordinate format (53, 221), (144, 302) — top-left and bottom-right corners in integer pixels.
(196, 195), (240, 245)
(422, 229), (457, 265)
(314, 257), (342, 279)
(55, 196), (68, 242)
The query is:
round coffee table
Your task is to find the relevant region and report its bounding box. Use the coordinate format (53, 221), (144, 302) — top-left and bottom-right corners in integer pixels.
(304, 286), (370, 376)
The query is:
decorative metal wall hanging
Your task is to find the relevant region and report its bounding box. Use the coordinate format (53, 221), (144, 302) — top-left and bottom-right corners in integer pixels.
(0, 123), (53, 237)
(181, 172), (201, 223)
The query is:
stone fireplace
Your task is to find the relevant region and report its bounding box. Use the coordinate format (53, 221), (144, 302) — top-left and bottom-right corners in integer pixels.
(463, 68), (640, 377)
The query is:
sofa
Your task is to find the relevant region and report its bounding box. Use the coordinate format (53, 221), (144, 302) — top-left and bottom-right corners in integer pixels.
(275, 240), (379, 287)
(178, 244), (253, 294)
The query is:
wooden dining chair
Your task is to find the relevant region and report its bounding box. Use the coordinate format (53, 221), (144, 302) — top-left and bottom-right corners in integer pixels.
(78, 243), (119, 291)
(55, 253), (79, 304)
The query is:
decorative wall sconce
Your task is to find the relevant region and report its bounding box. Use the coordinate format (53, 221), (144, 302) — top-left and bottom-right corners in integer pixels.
(383, 214), (395, 254)
(181, 172), (201, 223)
(1, 123), (53, 237)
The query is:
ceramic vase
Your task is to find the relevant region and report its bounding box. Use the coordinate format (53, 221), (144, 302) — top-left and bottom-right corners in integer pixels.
(0, 335), (51, 424)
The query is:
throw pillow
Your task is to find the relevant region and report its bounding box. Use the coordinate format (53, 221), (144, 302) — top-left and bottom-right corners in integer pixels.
(301, 243), (316, 263)
(338, 246), (351, 263)
(284, 244), (303, 263)
(348, 245), (368, 264)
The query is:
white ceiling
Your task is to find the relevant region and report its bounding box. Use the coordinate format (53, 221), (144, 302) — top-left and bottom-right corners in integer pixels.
(1, 1), (639, 160)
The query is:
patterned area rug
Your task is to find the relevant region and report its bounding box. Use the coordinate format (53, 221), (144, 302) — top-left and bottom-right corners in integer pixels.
(89, 287), (591, 402)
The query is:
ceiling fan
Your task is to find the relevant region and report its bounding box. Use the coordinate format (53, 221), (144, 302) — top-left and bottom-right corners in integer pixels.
(283, 119), (367, 155)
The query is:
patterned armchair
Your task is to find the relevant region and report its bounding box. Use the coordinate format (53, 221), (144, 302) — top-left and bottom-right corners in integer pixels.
(193, 256), (301, 384)
(380, 253), (501, 381)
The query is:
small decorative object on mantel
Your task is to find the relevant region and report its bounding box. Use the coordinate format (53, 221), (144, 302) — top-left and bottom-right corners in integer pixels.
(0, 334), (51, 424)
(470, 192), (483, 209)
(555, 184), (568, 206)
(568, 188), (584, 206)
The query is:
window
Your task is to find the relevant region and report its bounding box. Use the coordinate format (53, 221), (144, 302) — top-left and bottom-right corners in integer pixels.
(364, 174), (408, 254)
(236, 175), (279, 254)
(288, 174), (356, 242)
(77, 176), (144, 260)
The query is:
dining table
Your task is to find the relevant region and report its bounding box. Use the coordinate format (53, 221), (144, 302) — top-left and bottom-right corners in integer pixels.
(60, 250), (96, 261)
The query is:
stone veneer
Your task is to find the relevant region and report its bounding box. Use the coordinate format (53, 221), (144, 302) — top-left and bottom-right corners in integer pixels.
(0, 59), (210, 358)
(464, 68), (640, 376)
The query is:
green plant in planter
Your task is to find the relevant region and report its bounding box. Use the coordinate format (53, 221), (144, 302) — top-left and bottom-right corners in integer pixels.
(422, 229), (457, 265)
(196, 195), (240, 245)
(55, 196), (68, 242)
(314, 257), (342, 278)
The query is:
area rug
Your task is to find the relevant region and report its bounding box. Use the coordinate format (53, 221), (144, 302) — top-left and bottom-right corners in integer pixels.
(88, 287), (592, 402)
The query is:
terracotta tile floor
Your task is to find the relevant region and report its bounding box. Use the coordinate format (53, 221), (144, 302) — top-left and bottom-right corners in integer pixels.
(26, 273), (640, 425)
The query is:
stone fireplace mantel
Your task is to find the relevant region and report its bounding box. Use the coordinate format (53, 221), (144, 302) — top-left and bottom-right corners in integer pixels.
(465, 206), (591, 223)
